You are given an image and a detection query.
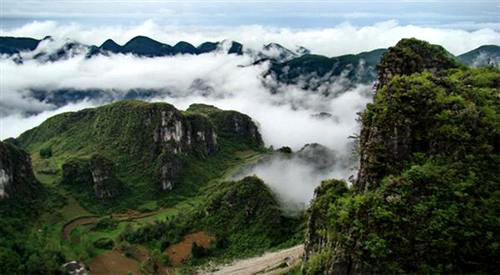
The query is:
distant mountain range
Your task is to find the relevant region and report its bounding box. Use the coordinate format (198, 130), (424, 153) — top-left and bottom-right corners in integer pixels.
(1, 35), (498, 73)
(456, 45), (500, 68)
(1, 36), (499, 109)
(0, 36), (246, 62)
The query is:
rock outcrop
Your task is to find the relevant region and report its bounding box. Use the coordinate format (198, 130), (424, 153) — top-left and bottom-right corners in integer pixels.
(358, 38), (461, 191)
(302, 38), (500, 274)
(376, 38), (460, 89)
(0, 141), (41, 200)
(296, 143), (337, 170)
(187, 103), (263, 147)
(17, 100), (263, 195)
(61, 154), (123, 199)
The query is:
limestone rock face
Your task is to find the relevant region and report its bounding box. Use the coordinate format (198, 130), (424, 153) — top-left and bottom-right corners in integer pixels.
(0, 141), (40, 200)
(187, 103), (264, 147)
(61, 154), (123, 199)
(17, 100), (263, 194)
(157, 153), (183, 191)
(89, 154), (122, 199)
(150, 107), (218, 156)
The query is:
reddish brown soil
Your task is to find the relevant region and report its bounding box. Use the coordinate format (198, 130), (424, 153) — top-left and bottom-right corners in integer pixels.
(127, 245), (150, 262)
(89, 250), (140, 275)
(165, 231), (215, 266)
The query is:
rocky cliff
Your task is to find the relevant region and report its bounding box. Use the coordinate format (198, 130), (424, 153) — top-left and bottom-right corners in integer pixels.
(15, 100), (263, 207)
(0, 141), (41, 200)
(376, 38), (460, 89)
(303, 38), (500, 274)
(61, 154), (123, 199)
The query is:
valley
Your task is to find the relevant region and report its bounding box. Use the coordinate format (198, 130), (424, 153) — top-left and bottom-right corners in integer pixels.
(0, 35), (499, 275)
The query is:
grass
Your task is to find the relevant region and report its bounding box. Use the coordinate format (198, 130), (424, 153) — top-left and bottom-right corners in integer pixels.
(23, 147), (273, 270)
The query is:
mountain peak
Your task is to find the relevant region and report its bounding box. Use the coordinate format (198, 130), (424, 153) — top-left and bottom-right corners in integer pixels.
(125, 36), (160, 46)
(228, 41), (243, 55)
(100, 39), (121, 51)
(377, 38), (461, 88)
(173, 41), (198, 54)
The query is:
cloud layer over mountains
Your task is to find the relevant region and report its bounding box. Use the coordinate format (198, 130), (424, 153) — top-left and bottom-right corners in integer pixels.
(2, 20), (500, 56)
(0, 34), (370, 208)
(1, 20), (498, 208)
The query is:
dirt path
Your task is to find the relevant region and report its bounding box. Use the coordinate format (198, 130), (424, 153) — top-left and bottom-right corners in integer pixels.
(205, 244), (304, 275)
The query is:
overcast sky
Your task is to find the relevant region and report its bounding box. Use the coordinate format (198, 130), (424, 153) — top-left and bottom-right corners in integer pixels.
(1, 0), (499, 30)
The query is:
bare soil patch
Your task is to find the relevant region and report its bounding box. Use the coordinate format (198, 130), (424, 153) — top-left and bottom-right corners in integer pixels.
(165, 231), (215, 266)
(89, 250), (140, 275)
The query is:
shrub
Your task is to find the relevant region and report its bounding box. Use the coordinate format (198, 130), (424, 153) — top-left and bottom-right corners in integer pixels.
(93, 217), (118, 231)
(39, 146), (53, 159)
(191, 242), (208, 258)
(93, 237), (114, 249)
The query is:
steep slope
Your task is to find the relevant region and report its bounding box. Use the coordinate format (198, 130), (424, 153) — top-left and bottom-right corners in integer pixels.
(0, 141), (42, 200)
(0, 142), (65, 274)
(15, 100), (263, 212)
(303, 38), (500, 274)
(458, 45), (500, 68)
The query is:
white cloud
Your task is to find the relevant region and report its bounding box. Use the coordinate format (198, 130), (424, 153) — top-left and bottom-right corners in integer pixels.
(0, 46), (370, 209)
(0, 101), (96, 140)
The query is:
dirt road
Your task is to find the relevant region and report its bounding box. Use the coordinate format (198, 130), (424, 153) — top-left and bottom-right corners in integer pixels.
(205, 244), (304, 275)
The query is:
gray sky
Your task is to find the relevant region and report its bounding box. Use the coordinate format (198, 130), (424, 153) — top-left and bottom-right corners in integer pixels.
(1, 0), (499, 30)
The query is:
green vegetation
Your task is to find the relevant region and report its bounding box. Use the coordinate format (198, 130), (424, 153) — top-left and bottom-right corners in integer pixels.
(303, 39), (500, 274)
(39, 145), (53, 159)
(0, 142), (66, 274)
(5, 37), (497, 274)
(14, 100), (264, 213)
(376, 38), (462, 88)
(120, 176), (303, 264)
(1, 101), (289, 274)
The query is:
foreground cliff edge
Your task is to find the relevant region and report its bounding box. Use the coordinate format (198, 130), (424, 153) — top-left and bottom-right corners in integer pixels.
(303, 39), (499, 274)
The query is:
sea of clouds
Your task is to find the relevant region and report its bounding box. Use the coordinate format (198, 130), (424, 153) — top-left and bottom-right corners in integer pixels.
(1, 20), (499, 209)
